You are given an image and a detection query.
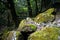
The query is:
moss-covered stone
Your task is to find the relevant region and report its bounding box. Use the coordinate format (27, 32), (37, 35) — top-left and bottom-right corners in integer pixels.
(7, 31), (23, 40)
(1, 28), (9, 40)
(21, 24), (37, 32)
(2, 31), (9, 40)
(2, 31), (23, 40)
(29, 24), (37, 31)
(17, 8), (55, 32)
(17, 19), (27, 31)
(17, 19), (37, 32)
(34, 8), (55, 23)
(28, 27), (60, 40)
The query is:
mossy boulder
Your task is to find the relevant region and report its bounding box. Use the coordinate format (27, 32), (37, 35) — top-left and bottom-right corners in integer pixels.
(28, 27), (60, 40)
(2, 31), (23, 40)
(2, 31), (9, 40)
(1, 28), (9, 40)
(34, 8), (55, 23)
(21, 24), (37, 32)
(7, 31), (23, 40)
(17, 19), (37, 32)
(17, 19), (27, 31)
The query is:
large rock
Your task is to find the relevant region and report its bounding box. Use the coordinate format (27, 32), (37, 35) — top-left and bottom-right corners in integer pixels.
(28, 27), (60, 40)
(17, 8), (55, 32)
(34, 8), (55, 23)
(7, 31), (23, 40)
(2, 31), (23, 40)
(17, 18), (37, 32)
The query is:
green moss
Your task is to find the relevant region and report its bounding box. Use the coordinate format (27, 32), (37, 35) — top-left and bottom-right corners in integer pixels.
(2, 31), (24, 40)
(16, 31), (23, 40)
(1, 28), (9, 40)
(6, 31), (23, 40)
(28, 27), (60, 40)
(34, 8), (55, 23)
(19, 24), (37, 32)
(29, 24), (37, 31)
(17, 19), (27, 31)
(45, 8), (55, 14)
(17, 19), (37, 32)
(2, 31), (9, 40)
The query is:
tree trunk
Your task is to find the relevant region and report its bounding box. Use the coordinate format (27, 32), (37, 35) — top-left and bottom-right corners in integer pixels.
(26, 0), (32, 17)
(7, 0), (19, 28)
(35, 0), (39, 15)
(39, 0), (42, 13)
